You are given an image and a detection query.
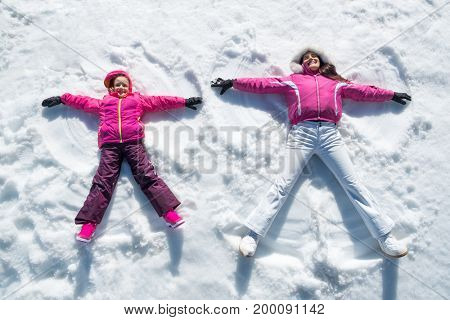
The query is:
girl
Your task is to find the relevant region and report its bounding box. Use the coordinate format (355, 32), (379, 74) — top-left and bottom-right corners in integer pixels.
(42, 70), (202, 242)
(211, 48), (411, 258)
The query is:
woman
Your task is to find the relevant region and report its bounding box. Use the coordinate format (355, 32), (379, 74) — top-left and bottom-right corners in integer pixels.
(211, 48), (411, 258)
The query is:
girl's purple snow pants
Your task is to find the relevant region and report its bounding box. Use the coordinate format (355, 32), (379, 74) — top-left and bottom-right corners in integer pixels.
(75, 139), (180, 225)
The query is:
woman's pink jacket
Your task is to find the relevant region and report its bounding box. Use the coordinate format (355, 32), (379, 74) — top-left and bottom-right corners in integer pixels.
(233, 64), (394, 124)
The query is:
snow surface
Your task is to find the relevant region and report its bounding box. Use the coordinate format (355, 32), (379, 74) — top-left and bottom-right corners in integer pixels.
(1, 0), (449, 299)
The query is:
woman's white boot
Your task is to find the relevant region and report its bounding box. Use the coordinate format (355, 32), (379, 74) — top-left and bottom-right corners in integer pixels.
(239, 231), (260, 257)
(378, 233), (408, 258)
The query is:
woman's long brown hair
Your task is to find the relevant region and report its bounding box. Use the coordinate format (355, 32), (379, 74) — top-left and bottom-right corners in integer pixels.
(319, 63), (348, 82)
(302, 52), (348, 82)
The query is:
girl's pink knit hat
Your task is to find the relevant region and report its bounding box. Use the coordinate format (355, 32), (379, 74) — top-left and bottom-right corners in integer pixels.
(103, 70), (133, 92)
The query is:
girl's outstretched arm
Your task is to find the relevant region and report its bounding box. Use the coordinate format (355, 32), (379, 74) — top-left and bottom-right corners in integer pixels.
(139, 94), (186, 112)
(59, 93), (102, 114)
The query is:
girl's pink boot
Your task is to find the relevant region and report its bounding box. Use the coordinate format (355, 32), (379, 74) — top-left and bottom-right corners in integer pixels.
(76, 223), (96, 242)
(163, 211), (185, 228)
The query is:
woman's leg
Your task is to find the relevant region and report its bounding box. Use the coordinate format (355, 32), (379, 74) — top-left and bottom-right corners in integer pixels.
(317, 125), (394, 239)
(75, 144), (123, 225)
(245, 124), (316, 237)
(123, 141), (180, 216)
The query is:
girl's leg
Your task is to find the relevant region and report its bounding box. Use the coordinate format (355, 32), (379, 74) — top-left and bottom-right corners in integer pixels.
(75, 144), (123, 225)
(245, 124), (316, 237)
(317, 125), (394, 239)
(123, 141), (180, 216)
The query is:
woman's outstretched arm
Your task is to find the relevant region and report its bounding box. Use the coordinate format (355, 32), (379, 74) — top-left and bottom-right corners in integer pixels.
(341, 83), (411, 104)
(211, 76), (295, 95)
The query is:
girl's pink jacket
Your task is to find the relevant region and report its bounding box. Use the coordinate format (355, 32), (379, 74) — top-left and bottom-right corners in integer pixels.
(233, 63), (394, 125)
(61, 70), (186, 148)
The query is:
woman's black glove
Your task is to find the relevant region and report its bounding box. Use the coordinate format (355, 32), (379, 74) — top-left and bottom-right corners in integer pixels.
(42, 96), (62, 107)
(391, 92), (411, 105)
(211, 78), (234, 95)
(185, 97), (202, 110)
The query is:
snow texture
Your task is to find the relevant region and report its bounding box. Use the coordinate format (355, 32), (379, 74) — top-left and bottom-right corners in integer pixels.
(0, 0), (449, 299)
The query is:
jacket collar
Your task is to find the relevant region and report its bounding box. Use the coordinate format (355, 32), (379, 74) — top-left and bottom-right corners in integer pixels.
(302, 62), (320, 76)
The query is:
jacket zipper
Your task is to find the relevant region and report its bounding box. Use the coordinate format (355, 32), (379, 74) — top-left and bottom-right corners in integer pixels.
(314, 75), (321, 119)
(118, 98), (123, 143)
(138, 116), (144, 131)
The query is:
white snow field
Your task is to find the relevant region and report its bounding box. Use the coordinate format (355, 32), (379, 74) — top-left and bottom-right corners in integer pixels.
(0, 0), (449, 299)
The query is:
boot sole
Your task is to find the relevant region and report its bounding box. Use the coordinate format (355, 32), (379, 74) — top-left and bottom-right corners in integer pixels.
(381, 249), (408, 259)
(238, 245), (255, 257)
(167, 220), (185, 229)
(239, 248), (252, 257)
(76, 231), (95, 243)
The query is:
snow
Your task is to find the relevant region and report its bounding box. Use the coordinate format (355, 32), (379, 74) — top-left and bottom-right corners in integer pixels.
(1, 0), (449, 300)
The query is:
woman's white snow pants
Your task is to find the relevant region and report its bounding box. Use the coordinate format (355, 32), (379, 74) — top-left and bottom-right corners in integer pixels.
(245, 121), (394, 239)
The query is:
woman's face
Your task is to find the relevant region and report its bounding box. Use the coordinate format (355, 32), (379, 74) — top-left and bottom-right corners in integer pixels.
(302, 52), (321, 71)
(112, 76), (130, 97)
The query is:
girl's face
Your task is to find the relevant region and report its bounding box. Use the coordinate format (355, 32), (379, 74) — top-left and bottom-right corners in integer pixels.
(302, 52), (321, 71)
(111, 76), (130, 97)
